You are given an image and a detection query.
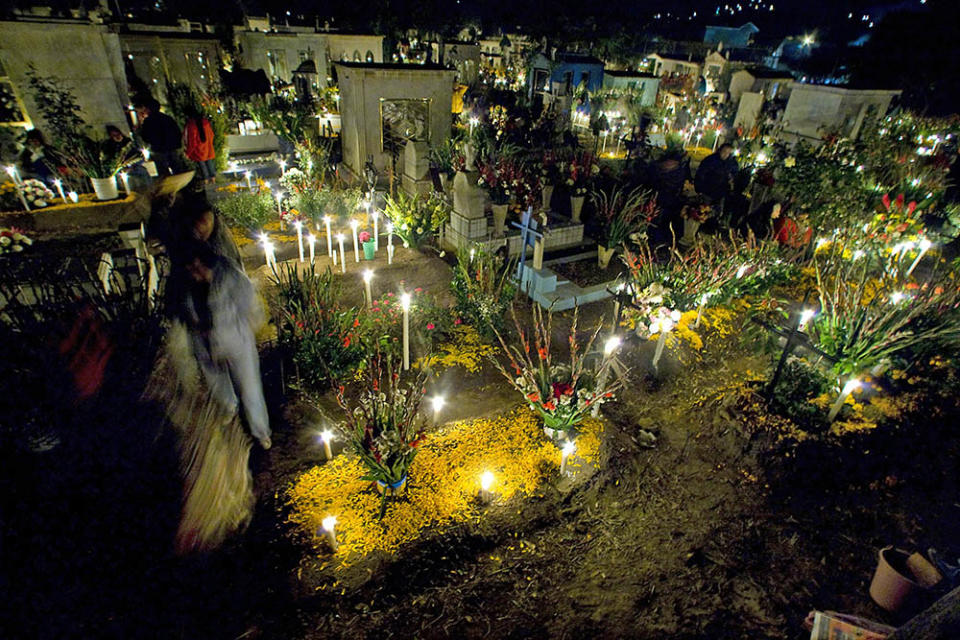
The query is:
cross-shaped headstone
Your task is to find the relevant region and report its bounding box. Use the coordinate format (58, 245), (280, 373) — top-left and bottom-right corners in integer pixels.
(511, 206), (544, 279)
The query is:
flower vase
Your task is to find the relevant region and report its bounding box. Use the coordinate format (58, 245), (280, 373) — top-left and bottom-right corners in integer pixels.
(682, 218), (701, 245)
(597, 245), (615, 269)
(90, 176), (119, 201)
(492, 203), (508, 236)
(375, 475), (408, 496)
(541, 184), (554, 212)
(363, 240), (376, 260)
(570, 195), (585, 223)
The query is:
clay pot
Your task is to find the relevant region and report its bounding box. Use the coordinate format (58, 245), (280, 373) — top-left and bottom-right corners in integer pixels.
(541, 184), (554, 212)
(597, 245), (616, 269)
(570, 195), (585, 223)
(869, 547), (938, 612)
(90, 176), (118, 201)
(492, 203), (508, 236)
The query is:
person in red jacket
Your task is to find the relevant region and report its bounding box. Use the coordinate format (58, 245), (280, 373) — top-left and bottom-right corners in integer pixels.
(772, 202), (812, 249)
(184, 110), (217, 184)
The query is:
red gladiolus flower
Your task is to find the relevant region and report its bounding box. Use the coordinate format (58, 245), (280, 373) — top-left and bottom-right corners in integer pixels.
(538, 347), (548, 360)
(552, 382), (573, 398)
(527, 392), (541, 403)
(543, 400), (556, 411)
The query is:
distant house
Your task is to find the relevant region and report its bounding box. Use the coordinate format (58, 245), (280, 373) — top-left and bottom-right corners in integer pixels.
(528, 52), (604, 99)
(781, 84), (901, 142)
(602, 70), (659, 106)
(729, 67), (794, 104)
(647, 53), (701, 79)
(703, 23), (759, 49)
(120, 29), (223, 102)
(442, 41), (481, 85)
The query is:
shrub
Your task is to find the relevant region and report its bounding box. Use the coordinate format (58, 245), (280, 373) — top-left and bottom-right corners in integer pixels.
(218, 190), (277, 230)
(451, 244), (516, 337)
(381, 191), (450, 249)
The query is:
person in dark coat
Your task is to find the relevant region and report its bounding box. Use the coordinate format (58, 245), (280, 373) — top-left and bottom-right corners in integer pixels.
(648, 150), (688, 246)
(104, 125), (132, 158)
(135, 97), (183, 176)
(18, 129), (58, 184)
(694, 143), (735, 217)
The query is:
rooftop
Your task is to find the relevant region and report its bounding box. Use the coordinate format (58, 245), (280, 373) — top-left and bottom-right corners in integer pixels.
(605, 69), (659, 79)
(334, 61), (451, 71)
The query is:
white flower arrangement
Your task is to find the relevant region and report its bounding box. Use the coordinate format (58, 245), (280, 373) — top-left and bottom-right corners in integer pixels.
(20, 179), (54, 208)
(0, 228), (33, 254)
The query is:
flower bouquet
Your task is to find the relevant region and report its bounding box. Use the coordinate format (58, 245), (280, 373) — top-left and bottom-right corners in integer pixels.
(20, 179), (55, 209)
(359, 230), (375, 260)
(0, 227), (33, 254)
(337, 353), (428, 518)
(491, 305), (623, 438)
(592, 186), (657, 267)
(566, 152), (598, 198)
(477, 158), (510, 205)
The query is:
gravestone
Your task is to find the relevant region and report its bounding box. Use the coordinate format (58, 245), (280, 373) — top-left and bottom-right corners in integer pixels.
(401, 140), (432, 196)
(446, 169), (489, 249)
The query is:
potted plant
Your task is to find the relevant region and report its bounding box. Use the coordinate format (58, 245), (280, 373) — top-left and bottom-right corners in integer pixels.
(680, 197), (712, 246)
(382, 191), (450, 249)
(592, 186), (657, 269)
(566, 152), (597, 223)
(60, 136), (140, 201)
(490, 305), (623, 440)
(360, 230), (375, 260)
(477, 159), (510, 236)
(336, 353), (428, 518)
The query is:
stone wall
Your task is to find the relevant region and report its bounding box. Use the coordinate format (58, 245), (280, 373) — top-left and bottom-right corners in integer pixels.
(782, 84), (901, 142)
(0, 20), (129, 135)
(336, 63), (455, 180)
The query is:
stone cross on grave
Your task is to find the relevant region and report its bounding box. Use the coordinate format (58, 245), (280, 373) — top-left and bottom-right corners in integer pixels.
(511, 206), (545, 278)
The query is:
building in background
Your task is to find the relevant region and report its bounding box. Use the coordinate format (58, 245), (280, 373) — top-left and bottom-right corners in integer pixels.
(602, 70), (659, 106)
(781, 84), (901, 142)
(118, 26), (223, 103)
(703, 23), (759, 49)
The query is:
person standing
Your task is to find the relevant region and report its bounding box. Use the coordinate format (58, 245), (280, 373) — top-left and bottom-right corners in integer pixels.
(134, 97), (182, 176)
(183, 110), (217, 184)
(18, 129), (58, 184)
(694, 143), (736, 220)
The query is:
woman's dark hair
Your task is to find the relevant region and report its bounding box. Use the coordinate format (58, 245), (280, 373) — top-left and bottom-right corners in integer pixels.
(25, 129), (45, 145)
(192, 115), (208, 143)
(106, 125), (124, 137)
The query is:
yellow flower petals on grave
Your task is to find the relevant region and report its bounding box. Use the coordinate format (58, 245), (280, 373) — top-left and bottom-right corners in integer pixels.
(286, 408), (603, 566)
(415, 325), (498, 373)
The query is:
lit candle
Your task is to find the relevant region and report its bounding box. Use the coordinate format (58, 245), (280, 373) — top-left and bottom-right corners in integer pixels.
(319, 430), (333, 461)
(387, 244), (394, 265)
(592, 335), (621, 417)
(350, 219), (360, 262)
(372, 210), (379, 251)
(479, 471), (495, 502)
(5, 165), (21, 185)
(332, 248), (338, 266)
(53, 178), (66, 202)
(430, 395), (445, 425)
(469, 248), (476, 264)
(798, 308), (815, 331)
(119, 172), (130, 194)
(337, 233), (346, 274)
(828, 378), (861, 422)
(68, 191), (79, 203)
(307, 233), (316, 263)
(652, 315), (677, 371)
(294, 220), (304, 262)
(560, 440), (576, 475)
(13, 183), (30, 211)
(321, 515), (338, 552)
(694, 292), (710, 328)
(323, 215), (333, 258)
(362, 269), (374, 308)
(279, 159), (287, 176)
(401, 292), (411, 370)
(245, 171), (253, 190)
(387, 222), (394, 251)
(906, 238), (932, 277)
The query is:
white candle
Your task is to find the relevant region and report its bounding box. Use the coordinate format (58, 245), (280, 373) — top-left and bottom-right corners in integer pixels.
(906, 238), (932, 277)
(479, 471), (495, 502)
(307, 233), (316, 263)
(6, 165), (21, 185)
(350, 219), (360, 262)
(68, 191), (79, 203)
(14, 184), (30, 211)
(332, 248), (338, 266)
(560, 441), (576, 475)
(387, 244), (394, 265)
(337, 234), (346, 274)
(401, 292), (411, 370)
(592, 336), (621, 417)
(321, 515), (338, 552)
(362, 269), (374, 308)
(323, 216), (333, 258)
(279, 159), (287, 176)
(245, 171), (253, 190)
(828, 378), (861, 422)
(294, 220), (304, 262)
(119, 172), (130, 194)
(141, 148), (150, 162)
(798, 308), (815, 331)
(695, 293), (710, 328)
(652, 317), (675, 371)
(53, 178), (66, 202)
(320, 430), (333, 461)
(387, 222), (394, 251)
(430, 395), (445, 425)
(372, 211), (379, 251)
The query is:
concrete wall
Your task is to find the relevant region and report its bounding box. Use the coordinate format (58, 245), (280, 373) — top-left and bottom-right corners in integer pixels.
(336, 63), (454, 180)
(782, 85), (900, 141)
(236, 31), (327, 84)
(443, 42), (481, 85)
(326, 34), (384, 66)
(120, 33), (221, 102)
(730, 70), (794, 104)
(0, 20), (129, 135)
(603, 74), (660, 106)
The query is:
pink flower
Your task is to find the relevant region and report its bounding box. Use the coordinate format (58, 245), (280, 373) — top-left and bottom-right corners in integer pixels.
(359, 231), (371, 242)
(426, 323), (435, 330)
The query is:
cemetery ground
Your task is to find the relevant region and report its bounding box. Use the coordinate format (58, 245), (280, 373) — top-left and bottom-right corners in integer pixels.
(2, 248), (959, 640)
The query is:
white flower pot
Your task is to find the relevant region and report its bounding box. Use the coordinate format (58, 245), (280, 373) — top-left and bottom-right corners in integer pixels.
(541, 184), (554, 211)
(570, 195), (585, 223)
(682, 218), (701, 245)
(90, 176), (119, 201)
(597, 245), (616, 269)
(142, 160), (158, 177)
(492, 203), (508, 236)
